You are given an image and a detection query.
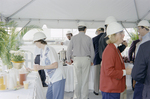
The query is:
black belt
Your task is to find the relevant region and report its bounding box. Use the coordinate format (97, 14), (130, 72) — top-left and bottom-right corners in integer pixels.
(73, 55), (91, 58)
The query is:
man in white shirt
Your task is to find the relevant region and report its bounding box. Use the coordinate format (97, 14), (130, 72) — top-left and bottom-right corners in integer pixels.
(67, 22), (95, 99)
(61, 31), (73, 46)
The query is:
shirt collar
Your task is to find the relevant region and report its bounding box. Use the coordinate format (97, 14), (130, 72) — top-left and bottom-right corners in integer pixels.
(142, 32), (149, 40)
(42, 45), (48, 53)
(113, 43), (118, 48)
(79, 32), (85, 35)
(141, 32), (150, 44)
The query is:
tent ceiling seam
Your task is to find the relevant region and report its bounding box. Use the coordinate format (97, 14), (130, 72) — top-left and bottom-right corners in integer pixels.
(11, 18), (137, 24)
(8, 0), (35, 18)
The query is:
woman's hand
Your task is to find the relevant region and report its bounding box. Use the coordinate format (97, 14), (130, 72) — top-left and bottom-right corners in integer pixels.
(26, 67), (34, 72)
(33, 64), (42, 71)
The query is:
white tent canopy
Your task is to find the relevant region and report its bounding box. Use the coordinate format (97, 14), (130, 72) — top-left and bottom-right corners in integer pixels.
(0, 0), (150, 28)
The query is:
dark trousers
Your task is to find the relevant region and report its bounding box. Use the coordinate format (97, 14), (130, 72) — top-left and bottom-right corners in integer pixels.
(101, 91), (120, 99)
(34, 55), (46, 86)
(133, 82), (144, 99)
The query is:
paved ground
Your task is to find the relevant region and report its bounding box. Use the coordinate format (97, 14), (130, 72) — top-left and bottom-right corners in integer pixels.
(43, 87), (134, 99)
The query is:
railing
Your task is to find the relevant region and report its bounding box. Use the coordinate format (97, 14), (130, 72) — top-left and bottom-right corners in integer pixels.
(24, 51), (34, 68)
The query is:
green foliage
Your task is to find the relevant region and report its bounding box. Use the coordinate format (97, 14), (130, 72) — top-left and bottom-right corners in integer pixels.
(0, 21), (39, 68)
(130, 28), (139, 40)
(128, 28), (139, 47)
(11, 53), (24, 62)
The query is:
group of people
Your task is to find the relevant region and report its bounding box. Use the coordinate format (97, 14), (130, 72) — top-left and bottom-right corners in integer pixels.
(26, 15), (150, 99)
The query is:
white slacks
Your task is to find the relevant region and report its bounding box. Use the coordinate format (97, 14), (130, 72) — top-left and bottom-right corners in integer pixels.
(73, 57), (91, 99)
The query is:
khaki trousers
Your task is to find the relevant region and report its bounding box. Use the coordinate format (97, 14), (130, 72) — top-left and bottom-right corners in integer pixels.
(73, 57), (91, 99)
(94, 64), (101, 93)
(120, 89), (127, 99)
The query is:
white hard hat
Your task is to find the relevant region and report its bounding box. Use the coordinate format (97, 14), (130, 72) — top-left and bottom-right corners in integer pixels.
(66, 31), (72, 35)
(107, 22), (123, 36)
(105, 16), (117, 25)
(33, 32), (46, 42)
(138, 20), (150, 29)
(78, 22), (86, 27)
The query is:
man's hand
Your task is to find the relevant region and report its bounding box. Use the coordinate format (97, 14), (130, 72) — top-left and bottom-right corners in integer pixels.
(91, 62), (93, 66)
(67, 62), (72, 65)
(126, 66), (132, 75)
(122, 41), (128, 47)
(130, 61), (133, 63)
(61, 42), (64, 45)
(133, 80), (136, 88)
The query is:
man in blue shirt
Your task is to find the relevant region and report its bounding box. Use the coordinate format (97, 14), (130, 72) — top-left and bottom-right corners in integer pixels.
(92, 27), (104, 95)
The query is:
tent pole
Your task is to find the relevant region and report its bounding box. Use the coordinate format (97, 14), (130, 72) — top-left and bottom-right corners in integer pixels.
(121, 22), (132, 38)
(17, 20), (31, 44)
(18, 20), (31, 33)
(4, 17), (11, 34)
(141, 10), (150, 20)
(0, 14), (6, 22)
(0, 14), (3, 21)
(8, 0), (35, 18)
(62, 29), (63, 40)
(134, 0), (140, 22)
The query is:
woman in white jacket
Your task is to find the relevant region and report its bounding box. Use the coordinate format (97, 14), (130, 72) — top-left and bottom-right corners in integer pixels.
(32, 32), (66, 99)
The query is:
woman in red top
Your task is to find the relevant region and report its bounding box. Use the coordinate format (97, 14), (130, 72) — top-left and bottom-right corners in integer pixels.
(100, 22), (132, 99)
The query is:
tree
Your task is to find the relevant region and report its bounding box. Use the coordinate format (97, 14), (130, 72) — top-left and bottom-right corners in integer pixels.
(128, 28), (139, 47)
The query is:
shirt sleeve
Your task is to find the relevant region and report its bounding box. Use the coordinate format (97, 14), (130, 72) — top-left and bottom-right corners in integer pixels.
(98, 34), (108, 59)
(128, 41), (135, 61)
(123, 70), (126, 76)
(131, 46), (147, 84)
(66, 38), (73, 62)
(64, 40), (69, 46)
(48, 47), (58, 64)
(92, 38), (95, 49)
(90, 39), (95, 62)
